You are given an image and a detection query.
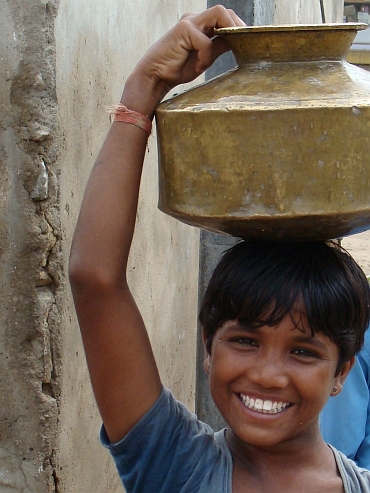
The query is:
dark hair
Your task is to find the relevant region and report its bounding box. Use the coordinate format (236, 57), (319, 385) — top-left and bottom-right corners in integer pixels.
(199, 240), (370, 373)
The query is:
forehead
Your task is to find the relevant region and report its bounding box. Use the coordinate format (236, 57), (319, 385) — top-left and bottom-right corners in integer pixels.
(229, 303), (311, 332)
(217, 314), (330, 344)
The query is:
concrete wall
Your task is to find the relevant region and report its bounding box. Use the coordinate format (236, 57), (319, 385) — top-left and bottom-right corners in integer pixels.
(254, 0), (343, 24)
(273, 0), (344, 24)
(1, 0), (204, 492)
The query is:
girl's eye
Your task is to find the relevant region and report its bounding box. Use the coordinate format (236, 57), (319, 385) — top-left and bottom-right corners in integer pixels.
(230, 337), (257, 347)
(292, 348), (318, 358)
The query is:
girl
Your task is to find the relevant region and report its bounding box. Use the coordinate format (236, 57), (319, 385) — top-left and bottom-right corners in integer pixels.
(69, 6), (370, 492)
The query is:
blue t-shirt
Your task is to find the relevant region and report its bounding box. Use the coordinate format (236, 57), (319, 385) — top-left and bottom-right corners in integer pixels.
(320, 329), (370, 469)
(101, 388), (370, 493)
(101, 388), (231, 492)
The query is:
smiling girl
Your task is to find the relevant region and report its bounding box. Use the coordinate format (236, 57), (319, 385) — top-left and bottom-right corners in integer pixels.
(69, 6), (370, 493)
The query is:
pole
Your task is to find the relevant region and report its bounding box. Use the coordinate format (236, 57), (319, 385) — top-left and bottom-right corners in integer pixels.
(320, 0), (326, 22)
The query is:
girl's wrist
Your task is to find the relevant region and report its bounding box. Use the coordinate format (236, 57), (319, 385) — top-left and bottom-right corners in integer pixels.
(120, 71), (170, 119)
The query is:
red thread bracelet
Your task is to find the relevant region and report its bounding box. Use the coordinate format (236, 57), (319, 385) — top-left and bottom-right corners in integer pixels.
(106, 104), (152, 136)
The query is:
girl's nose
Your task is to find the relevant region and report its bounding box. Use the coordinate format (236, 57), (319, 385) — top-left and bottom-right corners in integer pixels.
(246, 353), (289, 389)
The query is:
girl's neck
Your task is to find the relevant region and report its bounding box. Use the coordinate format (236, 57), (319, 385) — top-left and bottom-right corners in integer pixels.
(226, 429), (343, 493)
(226, 426), (333, 473)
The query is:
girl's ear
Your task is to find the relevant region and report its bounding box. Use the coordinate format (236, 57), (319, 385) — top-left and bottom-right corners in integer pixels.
(203, 354), (211, 374)
(202, 329), (211, 374)
(331, 356), (356, 396)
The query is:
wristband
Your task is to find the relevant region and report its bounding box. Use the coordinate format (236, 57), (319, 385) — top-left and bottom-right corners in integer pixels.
(106, 104), (152, 136)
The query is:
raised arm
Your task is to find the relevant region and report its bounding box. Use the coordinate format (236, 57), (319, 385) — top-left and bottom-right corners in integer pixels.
(68, 6), (245, 444)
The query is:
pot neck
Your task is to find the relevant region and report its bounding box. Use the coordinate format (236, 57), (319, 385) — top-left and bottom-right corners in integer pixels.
(221, 27), (358, 66)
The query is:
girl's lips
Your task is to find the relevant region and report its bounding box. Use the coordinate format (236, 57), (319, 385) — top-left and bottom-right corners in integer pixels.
(239, 392), (293, 414)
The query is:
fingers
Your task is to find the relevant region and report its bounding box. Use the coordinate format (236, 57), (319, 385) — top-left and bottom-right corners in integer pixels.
(192, 37), (229, 75)
(182, 5), (246, 33)
(176, 6), (245, 73)
(226, 8), (247, 27)
(175, 20), (214, 71)
(127, 5), (245, 105)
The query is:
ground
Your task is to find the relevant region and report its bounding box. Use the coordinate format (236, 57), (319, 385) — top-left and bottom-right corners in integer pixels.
(342, 230), (370, 279)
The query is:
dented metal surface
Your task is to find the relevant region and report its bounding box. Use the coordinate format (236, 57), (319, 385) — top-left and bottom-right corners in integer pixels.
(156, 24), (370, 240)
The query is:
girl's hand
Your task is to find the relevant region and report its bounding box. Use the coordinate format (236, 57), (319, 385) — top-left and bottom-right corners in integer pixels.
(125, 5), (246, 112)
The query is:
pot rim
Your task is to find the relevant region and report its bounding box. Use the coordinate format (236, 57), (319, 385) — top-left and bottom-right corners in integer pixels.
(215, 23), (367, 35)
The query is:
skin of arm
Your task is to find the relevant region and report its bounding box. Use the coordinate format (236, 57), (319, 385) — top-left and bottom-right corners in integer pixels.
(68, 6), (246, 444)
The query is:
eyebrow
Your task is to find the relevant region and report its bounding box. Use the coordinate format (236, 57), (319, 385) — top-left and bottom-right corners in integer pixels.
(289, 335), (328, 350)
(224, 324), (328, 350)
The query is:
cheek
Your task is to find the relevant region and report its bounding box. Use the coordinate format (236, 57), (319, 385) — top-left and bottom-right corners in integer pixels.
(209, 345), (247, 392)
(208, 346), (232, 383)
(298, 367), (336, 409)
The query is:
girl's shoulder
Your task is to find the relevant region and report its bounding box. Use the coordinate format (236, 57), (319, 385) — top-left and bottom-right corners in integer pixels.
(102, 388), (233, 493)
(329, 445), (370, 493)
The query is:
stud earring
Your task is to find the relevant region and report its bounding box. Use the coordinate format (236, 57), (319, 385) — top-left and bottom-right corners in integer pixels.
(332, 386), (338, 393)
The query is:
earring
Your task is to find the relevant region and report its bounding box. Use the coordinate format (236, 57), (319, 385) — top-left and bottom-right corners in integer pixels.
(332, 386), (338, 393)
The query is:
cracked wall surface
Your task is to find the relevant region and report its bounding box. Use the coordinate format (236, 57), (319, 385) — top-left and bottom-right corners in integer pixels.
(1, 0), (203, 491)
(0, 0), (62, 491)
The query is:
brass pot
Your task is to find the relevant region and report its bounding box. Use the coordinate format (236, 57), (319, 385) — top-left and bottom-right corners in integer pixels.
(155, 24), (370, 240)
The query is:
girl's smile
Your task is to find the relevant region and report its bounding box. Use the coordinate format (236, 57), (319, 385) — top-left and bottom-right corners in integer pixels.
(205, 312), (353, 451)
(238, 393), (292, 414)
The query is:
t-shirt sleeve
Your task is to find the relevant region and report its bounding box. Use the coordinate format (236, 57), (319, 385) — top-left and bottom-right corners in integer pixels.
(100, 388), (228, 493)
(329, 445), (370, 492)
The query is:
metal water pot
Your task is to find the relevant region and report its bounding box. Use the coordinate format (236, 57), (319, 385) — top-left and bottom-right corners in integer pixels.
(155, 24), (370, 240)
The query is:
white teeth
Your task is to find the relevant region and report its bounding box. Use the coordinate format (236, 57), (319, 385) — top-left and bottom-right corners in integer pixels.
(240, 393), (290, 414)
(263, 400), (272, 411)
(255, 399), (263, 410)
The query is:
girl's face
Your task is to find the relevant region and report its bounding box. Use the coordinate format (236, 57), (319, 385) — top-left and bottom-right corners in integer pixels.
(204, 312), (354, 451)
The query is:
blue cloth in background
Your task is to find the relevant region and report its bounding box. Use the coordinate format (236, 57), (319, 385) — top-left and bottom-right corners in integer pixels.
(320, 328), (370, 469)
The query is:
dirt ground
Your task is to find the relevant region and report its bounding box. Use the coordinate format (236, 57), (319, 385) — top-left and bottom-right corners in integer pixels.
(341, 230), (370, 279)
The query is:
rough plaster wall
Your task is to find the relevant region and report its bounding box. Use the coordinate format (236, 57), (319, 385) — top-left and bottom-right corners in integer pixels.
(0, 0), (63, 492)
(55, 0), (204, 492)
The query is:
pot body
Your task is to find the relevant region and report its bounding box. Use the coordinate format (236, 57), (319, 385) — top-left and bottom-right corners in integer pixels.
(155, 24), (370, 240)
